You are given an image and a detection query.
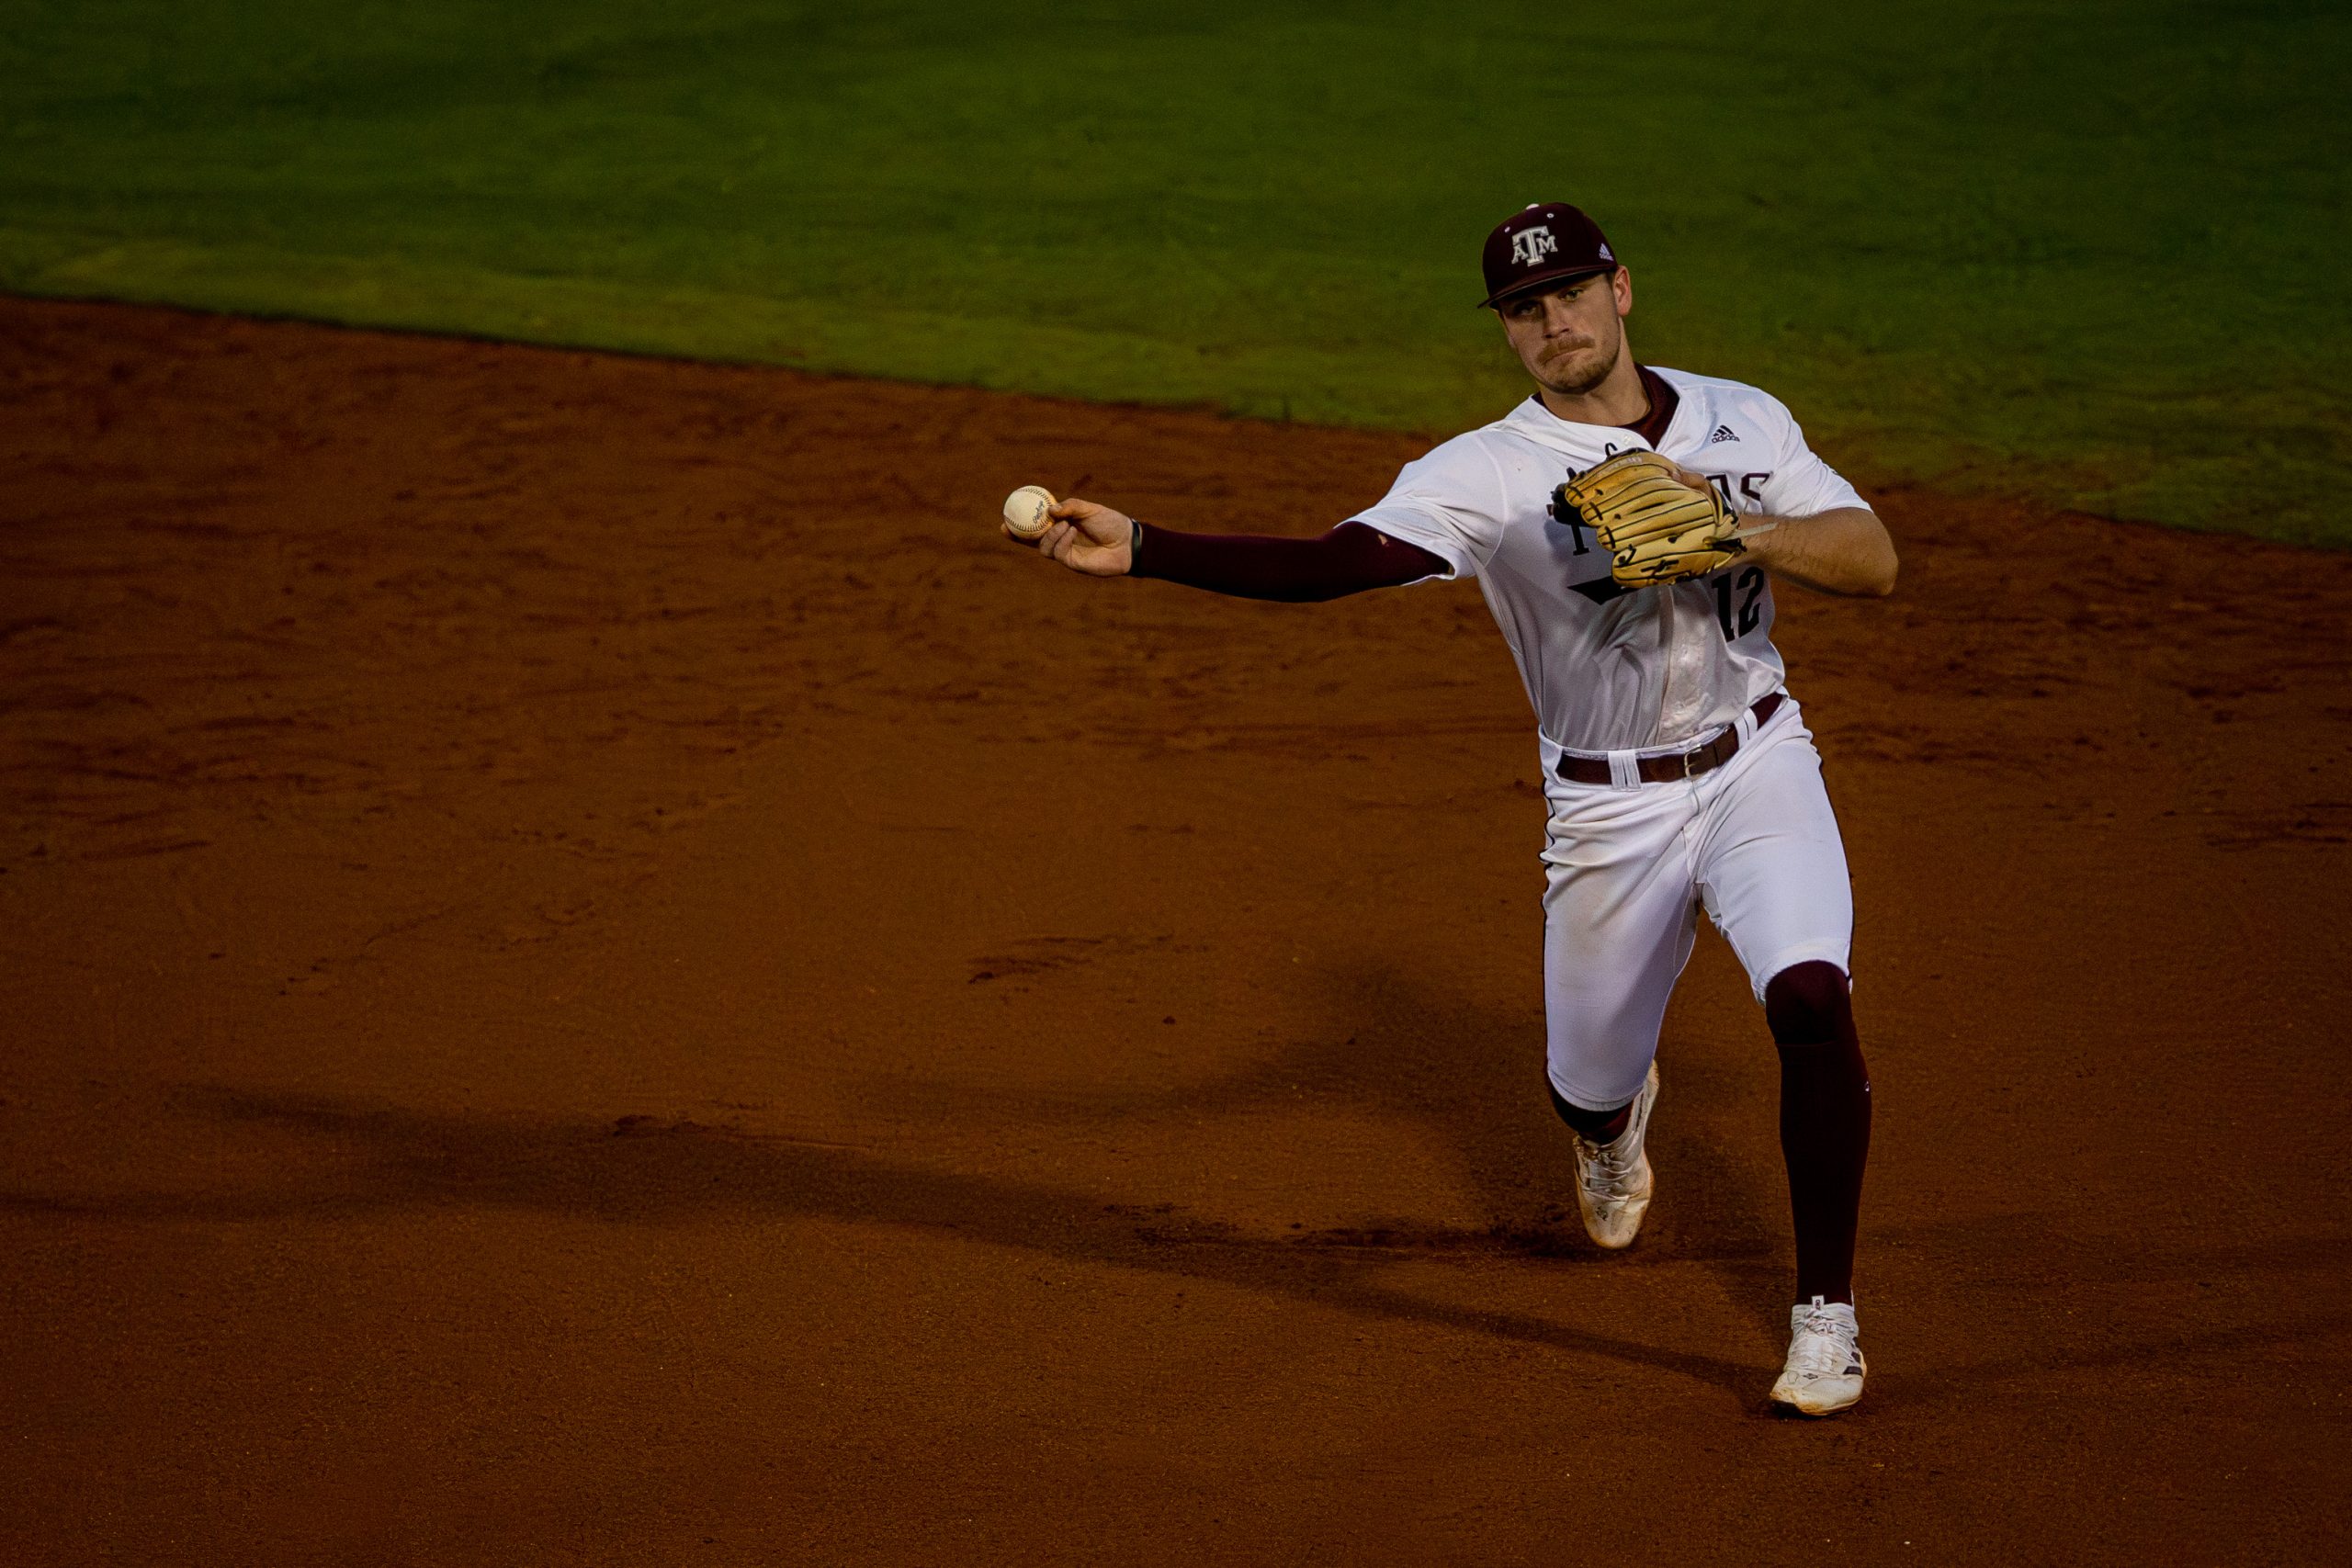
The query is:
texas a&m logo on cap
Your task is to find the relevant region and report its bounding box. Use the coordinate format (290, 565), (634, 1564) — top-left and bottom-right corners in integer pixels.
(1510, 226), (1559, 267)
(1480, 203), (1620, 309)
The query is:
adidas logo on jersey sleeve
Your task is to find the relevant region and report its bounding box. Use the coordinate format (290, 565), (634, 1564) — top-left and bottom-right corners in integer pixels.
(1707, 424), (1739, 445)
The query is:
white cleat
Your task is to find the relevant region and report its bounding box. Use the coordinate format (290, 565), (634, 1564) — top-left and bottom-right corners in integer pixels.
(1570, 1063), (1658, 1249)
(1770, 1296), (1867, 1416)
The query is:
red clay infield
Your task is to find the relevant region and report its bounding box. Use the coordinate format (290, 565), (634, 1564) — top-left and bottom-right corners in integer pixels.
(2, 298), (2347, 1564)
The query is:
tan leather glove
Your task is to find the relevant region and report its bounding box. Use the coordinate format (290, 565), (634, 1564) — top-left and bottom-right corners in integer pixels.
(1553, 451), (1747, 589)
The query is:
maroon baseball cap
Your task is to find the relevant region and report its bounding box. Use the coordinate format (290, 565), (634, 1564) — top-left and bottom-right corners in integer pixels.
(1479, 202), (1620, 308)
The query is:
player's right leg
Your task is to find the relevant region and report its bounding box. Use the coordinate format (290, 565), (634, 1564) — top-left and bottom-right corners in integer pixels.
(1539, 777), (1701, 1248)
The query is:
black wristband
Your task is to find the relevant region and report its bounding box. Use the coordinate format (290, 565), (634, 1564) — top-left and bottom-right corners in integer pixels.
(1129, 517), (1143, 567)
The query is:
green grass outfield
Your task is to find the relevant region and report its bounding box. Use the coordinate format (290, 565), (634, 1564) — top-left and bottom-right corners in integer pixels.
(5, 1), (2345, 544)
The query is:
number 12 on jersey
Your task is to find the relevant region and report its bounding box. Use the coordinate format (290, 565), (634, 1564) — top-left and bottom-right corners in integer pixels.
(1716, 566), (1765, 639)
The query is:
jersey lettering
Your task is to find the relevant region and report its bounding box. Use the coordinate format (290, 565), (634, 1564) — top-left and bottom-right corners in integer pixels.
(1546, 474), (1595, 555)
(1705, 471), (1774, 511)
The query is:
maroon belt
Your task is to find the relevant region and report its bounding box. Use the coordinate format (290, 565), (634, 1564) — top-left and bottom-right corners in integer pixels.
(1555, 693), (1786, 786)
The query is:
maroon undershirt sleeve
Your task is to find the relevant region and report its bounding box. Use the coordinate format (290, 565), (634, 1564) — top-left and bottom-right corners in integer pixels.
(1125, 366), (1672, 604)
(1127, 520), (1449, 603)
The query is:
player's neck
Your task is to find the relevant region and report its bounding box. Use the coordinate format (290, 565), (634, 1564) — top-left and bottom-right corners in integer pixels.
(1534, 351), (1649, 429)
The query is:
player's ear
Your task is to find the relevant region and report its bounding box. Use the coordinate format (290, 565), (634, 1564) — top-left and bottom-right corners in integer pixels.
(1611, 267), (1634, 318)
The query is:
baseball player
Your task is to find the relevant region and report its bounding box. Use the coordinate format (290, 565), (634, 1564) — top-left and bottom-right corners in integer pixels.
(1008, 203), (1896, 1416)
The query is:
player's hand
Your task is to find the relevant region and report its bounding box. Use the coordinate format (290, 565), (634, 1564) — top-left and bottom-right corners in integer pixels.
(1661, 457), (1716, 496)
(1016, 497), (1134, 577)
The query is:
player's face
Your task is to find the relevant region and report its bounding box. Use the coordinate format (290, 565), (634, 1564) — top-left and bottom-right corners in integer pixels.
(1496, 268), (1633, 396)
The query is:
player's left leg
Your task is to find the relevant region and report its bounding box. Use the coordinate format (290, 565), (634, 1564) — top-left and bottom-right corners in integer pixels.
(1688, 699), (1872, 1412)
(1762, 960), (1870, 1307)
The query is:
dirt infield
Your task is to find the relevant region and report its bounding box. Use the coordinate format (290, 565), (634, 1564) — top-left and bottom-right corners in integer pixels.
(3, 297), (2347, 1564)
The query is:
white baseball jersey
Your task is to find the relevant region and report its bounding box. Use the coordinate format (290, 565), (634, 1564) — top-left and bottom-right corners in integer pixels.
(1350, 367), (1867, 755)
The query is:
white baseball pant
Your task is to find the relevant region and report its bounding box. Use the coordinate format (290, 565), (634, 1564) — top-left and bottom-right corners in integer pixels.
(1538, 696), (1854, 1111)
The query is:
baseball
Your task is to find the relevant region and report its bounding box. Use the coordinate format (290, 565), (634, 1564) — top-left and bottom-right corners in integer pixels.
(1002, 484), (1056, 540)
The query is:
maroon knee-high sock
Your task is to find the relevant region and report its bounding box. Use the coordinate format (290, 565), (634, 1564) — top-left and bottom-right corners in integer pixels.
(1764, 961), (1871, 1305)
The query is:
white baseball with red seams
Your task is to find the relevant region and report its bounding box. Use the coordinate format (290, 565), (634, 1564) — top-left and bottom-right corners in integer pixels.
(1349, 367), (1865, 1111)
(1002, 484), (1057, 540)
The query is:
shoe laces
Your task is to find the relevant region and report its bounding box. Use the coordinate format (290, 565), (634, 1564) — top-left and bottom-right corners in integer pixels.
(1786, 1297), (1860, 1378)
(1577, 1130), (1638, 1196)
